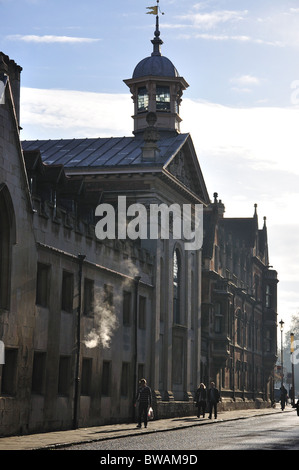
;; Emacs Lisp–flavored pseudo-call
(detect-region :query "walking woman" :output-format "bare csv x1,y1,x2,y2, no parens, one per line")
195,383,207,418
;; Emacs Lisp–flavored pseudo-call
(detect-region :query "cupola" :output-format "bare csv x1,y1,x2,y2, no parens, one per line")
124,5,189,136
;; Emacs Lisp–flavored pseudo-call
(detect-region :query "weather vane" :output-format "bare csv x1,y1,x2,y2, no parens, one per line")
146,0,164,16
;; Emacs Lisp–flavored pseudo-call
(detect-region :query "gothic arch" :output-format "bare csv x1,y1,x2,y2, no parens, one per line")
0,183,16,309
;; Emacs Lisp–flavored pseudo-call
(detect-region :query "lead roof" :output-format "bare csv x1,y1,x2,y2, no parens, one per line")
22,133,189,170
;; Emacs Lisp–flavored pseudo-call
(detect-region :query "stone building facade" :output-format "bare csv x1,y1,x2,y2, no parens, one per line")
201,194,278,408
0,15,278,436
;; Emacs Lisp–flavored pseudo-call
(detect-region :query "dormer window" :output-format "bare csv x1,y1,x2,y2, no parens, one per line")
137,86,148,113
156,85,170,112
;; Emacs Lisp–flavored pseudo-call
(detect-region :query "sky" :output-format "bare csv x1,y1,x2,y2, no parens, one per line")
1,0,299,336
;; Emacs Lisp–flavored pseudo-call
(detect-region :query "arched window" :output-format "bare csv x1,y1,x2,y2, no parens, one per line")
214,302,222,334
173,249,181,324
236,310,242,345
0,184,16,310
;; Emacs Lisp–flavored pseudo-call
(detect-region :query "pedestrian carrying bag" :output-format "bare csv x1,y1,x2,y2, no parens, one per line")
147,406,154,420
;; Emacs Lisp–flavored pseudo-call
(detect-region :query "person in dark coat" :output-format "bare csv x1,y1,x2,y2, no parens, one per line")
280,385,288,411
207,381,220,419
135,378,152,428
195,383,207,418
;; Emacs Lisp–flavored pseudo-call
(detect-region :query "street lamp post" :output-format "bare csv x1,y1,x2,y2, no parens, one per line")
279,320,284,390
73,253,86,430
132,276,141,422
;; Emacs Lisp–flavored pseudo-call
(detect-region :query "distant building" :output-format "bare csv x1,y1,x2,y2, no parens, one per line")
0,14,278,437
201,194,278,405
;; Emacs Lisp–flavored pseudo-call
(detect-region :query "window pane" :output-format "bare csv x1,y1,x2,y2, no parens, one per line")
0,192,11,309
156,86,170,112
137,87,149,112
36,263,50,307
1,349,17,395
61,271,74,313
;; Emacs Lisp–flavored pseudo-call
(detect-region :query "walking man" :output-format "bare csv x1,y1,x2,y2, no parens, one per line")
135,378,152,428
207,381,220,419
280,385,288,411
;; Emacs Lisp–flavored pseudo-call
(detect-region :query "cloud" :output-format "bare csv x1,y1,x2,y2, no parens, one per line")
164,6,286,47
20,87,299,178
19,87,299,331
230,74,263,93
177,32,284,46
7,34,101,44
230,75,261,87
181,9,248,30
21,87,132,139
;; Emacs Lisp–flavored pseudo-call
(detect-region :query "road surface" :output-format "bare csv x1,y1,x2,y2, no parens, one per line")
62,409,299,451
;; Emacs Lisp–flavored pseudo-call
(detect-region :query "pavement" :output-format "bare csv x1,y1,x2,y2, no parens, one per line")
0,405,295,451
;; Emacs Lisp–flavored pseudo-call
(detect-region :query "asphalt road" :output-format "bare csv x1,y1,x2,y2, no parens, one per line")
62,410,299,451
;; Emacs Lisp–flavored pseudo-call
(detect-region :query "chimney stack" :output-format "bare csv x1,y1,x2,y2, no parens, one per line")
0,52,22,128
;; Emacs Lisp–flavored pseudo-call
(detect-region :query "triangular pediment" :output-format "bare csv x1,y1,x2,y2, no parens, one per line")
164,135,210,205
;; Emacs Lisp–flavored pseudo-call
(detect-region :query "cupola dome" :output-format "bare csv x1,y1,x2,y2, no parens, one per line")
124,5,189,136
133,55,179,79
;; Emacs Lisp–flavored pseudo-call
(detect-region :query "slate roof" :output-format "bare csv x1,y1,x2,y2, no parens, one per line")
22,134,189,170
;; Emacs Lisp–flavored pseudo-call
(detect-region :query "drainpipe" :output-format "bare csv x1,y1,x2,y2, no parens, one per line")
132,276,141,422
232,292,236,401
73,253,86,430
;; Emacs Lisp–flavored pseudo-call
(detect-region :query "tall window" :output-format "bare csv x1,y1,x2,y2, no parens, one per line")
156,86,170,112
265,285,272,308
173,249,181,324
214,302,223,334
61,271,74,313
137,87,149,113
1,348,17,395
237,312,242,345
0,185,14,310
36,263,50,307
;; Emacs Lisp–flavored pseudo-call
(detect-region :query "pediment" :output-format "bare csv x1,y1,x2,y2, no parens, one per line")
165,137,210,204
